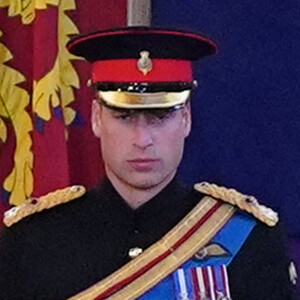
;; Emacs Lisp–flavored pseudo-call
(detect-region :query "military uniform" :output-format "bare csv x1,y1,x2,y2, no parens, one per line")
0,177,297,299
0,27,298,300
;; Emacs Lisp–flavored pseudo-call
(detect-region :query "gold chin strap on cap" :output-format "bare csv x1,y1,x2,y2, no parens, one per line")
97,90,191,109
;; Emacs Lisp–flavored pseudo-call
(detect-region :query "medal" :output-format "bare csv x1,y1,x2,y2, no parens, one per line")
173,265,232,300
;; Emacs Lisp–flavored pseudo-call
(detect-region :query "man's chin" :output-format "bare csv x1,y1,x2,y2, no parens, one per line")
106,165,176,192
125,173,174,190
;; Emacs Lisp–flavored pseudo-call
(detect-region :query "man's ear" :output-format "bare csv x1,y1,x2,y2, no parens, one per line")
91,100,102,138
182,102,192,138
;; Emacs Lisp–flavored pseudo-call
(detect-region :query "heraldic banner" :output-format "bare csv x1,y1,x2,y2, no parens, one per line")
0,0,127,227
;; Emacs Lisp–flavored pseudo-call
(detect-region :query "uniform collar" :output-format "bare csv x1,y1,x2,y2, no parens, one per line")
97,176,200,238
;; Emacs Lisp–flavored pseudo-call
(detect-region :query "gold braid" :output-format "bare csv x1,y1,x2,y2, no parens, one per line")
3,185,86,227
194,182,278,227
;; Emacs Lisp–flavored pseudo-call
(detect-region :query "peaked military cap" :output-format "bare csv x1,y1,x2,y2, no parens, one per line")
67,26,217,110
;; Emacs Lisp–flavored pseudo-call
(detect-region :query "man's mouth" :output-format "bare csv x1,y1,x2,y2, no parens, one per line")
127,158,159,171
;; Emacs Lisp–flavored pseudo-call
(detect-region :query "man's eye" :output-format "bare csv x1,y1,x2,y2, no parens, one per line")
152,111,174,122
114,114,131,120
156,113,170,120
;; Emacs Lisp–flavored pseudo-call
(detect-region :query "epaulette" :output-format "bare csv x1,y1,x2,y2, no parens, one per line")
194,182,278,227
3,185,86,227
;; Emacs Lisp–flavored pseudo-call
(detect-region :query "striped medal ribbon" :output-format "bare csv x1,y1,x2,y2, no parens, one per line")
173,265,231,300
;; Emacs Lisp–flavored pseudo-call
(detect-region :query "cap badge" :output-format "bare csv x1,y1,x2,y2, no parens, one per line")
137,51,153,75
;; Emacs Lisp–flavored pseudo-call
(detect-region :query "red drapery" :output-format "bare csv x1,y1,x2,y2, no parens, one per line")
0,0,127,225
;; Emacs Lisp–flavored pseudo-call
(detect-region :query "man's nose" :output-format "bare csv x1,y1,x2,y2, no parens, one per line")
132,117,154,150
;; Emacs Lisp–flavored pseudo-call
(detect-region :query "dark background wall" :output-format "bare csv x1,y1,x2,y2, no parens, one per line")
152,1,300,238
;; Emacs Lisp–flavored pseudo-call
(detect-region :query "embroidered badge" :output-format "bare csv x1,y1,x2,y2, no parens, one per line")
137,50,153,75
193,243,230,261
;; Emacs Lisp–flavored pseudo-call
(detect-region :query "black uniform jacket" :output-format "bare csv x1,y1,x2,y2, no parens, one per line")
0,178,297,300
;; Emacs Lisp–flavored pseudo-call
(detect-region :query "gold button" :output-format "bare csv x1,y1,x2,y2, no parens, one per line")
128,247,143,259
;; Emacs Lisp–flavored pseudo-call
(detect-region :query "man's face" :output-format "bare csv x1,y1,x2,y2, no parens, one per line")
91,101,191,190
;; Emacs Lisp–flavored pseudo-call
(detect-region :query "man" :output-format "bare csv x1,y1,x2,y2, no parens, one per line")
0,27,297,300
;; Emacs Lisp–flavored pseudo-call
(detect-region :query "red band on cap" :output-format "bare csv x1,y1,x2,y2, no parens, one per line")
92,59,193,82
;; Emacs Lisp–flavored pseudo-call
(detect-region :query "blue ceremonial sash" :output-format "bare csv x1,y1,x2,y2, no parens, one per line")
138,211,256,300
68,197,253,300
